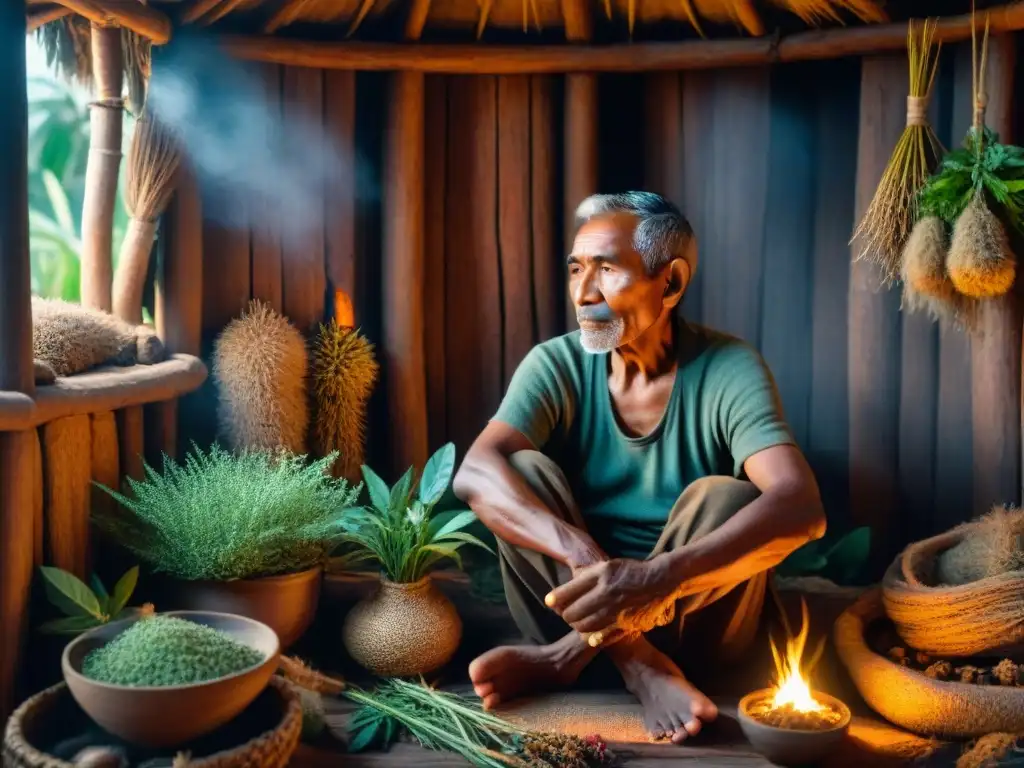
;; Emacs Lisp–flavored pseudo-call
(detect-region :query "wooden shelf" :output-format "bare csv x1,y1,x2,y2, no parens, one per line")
0,354,207,431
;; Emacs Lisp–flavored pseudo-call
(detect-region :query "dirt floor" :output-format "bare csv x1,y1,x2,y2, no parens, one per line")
285,572,954,767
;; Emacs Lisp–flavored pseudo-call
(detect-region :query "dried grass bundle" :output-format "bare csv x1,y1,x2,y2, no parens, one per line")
611,0,883,36
850,18,943,284
112,115,182,324
213,300,310,455
936,505,1024,586
35,20,151,115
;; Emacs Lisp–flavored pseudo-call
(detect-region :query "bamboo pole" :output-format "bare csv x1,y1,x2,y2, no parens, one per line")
218,2,1024,73
0,0,32,724
79,24,124,313
28,4,72,31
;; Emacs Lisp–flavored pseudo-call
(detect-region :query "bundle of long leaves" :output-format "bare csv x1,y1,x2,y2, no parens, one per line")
332,442,493,583
346,678,613,768
93,443,362,581
918,126,1024,230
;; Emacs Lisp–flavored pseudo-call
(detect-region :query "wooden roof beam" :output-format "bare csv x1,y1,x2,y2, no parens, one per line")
51,0,172,43
28,3,72,30
218,1,1024,73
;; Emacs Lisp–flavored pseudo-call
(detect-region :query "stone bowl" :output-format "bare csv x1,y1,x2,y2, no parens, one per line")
737,688,851,766
62,611,280,749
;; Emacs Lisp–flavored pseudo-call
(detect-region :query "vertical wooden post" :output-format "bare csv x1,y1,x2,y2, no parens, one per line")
383,71,428,475
0,0,34,722
80,25,124,312
969,35,1022,512
154,164,204,463
562,0,598,333
848,55,905,569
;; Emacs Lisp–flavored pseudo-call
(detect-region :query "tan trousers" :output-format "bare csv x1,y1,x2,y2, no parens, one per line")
497,450,768,662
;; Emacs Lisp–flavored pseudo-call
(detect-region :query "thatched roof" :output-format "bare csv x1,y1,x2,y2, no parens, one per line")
31,0,998,45
25,0,1020,82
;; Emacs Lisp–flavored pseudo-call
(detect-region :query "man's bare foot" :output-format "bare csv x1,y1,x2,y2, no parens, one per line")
610,640,718,745
469,631,598,710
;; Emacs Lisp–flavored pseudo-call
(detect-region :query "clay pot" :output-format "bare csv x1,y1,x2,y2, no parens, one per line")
62,611,279,748
341,576,462,677
166,566,322,649
737,688,851,766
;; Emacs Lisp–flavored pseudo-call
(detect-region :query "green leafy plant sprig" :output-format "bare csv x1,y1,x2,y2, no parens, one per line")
333,442,493,583
345,678,612,768
918,126,1024,230
38,565,142,635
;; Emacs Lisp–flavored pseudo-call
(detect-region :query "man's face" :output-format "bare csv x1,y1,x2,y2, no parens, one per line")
568,213,670,353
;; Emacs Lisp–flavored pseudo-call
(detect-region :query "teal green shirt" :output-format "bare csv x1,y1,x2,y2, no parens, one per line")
493,321,795,559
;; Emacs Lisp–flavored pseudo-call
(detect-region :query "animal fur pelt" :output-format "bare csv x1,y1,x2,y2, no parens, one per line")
32,296,165,384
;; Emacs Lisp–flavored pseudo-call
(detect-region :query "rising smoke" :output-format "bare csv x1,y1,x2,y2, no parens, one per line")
147,31,365,247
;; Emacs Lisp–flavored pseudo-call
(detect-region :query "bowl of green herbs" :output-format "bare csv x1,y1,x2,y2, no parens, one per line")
62,610,280,748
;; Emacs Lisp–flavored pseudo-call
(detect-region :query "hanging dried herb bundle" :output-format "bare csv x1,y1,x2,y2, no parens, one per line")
346,678,614,768
900,215,976,328
850,18,943,284
112,114,182,324
916,15,1022,300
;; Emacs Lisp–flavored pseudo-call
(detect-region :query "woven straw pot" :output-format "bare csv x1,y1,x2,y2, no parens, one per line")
834,589,1024,738
2,676,302,768
341,576,462,677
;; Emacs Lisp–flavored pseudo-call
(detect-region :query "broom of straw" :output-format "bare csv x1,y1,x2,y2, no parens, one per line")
112,115,181,325
850,18,943,285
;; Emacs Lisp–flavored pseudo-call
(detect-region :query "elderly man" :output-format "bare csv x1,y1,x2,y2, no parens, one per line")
452,192,825,745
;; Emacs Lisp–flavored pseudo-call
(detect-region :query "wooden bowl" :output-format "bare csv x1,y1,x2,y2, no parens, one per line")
62,611,280,749
737,688,851,766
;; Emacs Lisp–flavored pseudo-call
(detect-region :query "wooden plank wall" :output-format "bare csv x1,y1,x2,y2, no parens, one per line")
176,40,1022,569
642,43,1021,568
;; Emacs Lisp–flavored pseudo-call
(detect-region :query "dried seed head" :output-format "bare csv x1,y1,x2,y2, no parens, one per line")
948,190,1016,299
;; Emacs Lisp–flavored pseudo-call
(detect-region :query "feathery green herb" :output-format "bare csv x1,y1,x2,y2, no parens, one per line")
345,678,613,768
93,443,362,581
332,443,492,583
82,614,264,686
918,126,1024,230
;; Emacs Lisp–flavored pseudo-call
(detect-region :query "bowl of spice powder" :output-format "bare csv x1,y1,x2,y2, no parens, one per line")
62,610,280,748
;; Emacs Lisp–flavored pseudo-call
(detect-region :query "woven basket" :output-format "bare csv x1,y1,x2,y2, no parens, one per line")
3,676,302,768
881,525,1024,658
834,589,1024,738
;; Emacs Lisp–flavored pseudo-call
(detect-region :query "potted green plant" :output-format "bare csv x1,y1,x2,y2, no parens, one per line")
92,443,362,648
336,442,492,677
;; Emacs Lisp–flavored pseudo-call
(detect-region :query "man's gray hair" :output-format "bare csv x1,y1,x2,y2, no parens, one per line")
574,191,697,276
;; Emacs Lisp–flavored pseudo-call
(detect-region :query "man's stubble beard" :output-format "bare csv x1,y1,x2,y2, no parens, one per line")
578,317,626,353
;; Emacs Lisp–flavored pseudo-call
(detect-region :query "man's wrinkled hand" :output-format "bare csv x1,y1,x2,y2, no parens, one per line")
544,556,674,635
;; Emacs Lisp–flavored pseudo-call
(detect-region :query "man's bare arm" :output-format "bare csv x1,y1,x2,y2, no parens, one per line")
659,443,826,596
453,421,607,570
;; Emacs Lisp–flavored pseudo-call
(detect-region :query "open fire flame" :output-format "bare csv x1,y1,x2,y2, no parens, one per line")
767,598,826,713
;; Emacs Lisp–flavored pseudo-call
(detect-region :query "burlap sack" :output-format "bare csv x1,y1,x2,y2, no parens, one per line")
881,525,1024,657
834,589,1024,738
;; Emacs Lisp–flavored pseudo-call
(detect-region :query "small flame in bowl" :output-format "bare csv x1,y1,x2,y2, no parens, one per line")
768,598,826,713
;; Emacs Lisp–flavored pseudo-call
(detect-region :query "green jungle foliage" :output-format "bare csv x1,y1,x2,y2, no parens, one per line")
27,58,131,303
93,444,362,581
